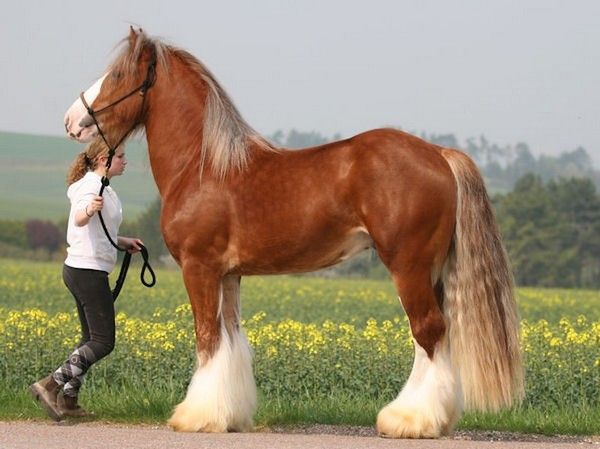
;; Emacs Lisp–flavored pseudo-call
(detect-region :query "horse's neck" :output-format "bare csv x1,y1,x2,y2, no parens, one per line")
144,80,207,196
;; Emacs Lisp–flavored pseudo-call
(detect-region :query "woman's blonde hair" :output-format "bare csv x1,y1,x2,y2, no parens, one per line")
66,138,110,185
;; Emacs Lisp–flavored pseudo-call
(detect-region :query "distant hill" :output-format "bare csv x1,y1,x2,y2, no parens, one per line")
0,131,157,220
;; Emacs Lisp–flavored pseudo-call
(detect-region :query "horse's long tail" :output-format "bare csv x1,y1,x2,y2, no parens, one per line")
440,148,524,411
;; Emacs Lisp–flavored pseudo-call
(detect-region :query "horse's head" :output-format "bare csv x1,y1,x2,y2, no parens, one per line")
64,27,157,145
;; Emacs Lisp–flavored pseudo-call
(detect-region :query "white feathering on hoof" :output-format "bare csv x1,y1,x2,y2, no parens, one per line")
376,337,462,438
168,327,256,432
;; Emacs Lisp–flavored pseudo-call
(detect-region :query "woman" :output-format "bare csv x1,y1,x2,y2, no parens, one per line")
30,138,143,420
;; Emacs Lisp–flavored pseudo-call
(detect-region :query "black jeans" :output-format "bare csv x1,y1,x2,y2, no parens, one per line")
56,265,115,396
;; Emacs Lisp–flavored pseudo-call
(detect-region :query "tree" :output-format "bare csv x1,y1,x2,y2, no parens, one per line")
0,220,28,248
547,178,600,287
119,197,171,264
25,220,62,252
495,175,600,287
423,133,459,149
506,144,536,185
269,129,332,149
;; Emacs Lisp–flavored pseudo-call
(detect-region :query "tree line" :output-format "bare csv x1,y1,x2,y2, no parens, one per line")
494,175,600,288
1,130,599,288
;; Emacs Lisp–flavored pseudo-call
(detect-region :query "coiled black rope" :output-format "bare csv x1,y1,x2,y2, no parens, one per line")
98,177,156,301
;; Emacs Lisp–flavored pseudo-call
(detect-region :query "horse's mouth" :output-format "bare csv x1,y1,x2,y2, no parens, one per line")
66,125,97,143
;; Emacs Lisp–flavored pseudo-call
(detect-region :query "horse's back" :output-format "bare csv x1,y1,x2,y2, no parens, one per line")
278,128,455,189
348,128,453,176
250,127,458,234
293,128,457,221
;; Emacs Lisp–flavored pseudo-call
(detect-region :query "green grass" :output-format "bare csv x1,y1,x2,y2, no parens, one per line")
460,407,600,436
4,388,598,435
0,131,157,220
0,258,598,435
259,401,600,435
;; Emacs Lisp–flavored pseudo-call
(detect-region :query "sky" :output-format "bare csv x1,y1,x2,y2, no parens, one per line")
2,0,599,165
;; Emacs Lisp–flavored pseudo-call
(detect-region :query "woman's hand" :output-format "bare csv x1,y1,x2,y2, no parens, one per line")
75,196,104,226
86,196,104,215
118,237,144,254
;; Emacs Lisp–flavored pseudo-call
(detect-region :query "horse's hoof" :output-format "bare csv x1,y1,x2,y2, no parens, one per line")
376,405,442,439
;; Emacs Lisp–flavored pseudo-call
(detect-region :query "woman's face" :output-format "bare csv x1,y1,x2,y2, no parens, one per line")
101,147,127,178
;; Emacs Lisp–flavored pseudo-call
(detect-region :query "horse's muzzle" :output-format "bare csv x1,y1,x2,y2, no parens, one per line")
79,113,95,129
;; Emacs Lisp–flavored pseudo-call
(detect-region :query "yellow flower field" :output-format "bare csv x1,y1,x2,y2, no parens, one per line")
1,304,598,409
0,258,598,419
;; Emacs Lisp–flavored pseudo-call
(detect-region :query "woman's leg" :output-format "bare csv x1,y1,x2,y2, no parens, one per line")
31,265,115,419
72,289,91,348
56,265,115,397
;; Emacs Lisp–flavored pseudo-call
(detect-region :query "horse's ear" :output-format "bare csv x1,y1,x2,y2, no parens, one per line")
128,26,139,47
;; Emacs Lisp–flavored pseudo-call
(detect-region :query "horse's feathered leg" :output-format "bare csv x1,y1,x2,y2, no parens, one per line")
376,255,463,439
168,266,255,432
220,274,257,431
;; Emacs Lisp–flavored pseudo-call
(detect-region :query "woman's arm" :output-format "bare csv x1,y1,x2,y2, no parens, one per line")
74,196,104,227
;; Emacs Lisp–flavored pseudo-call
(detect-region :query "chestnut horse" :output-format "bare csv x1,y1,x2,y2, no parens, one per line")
64,28,523,438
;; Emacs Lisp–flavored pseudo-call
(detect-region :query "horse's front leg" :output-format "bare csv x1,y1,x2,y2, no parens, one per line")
167,264,256,432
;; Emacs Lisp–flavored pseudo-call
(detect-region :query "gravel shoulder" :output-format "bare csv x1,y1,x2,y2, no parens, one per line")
1,421,598,449
266,423,599,443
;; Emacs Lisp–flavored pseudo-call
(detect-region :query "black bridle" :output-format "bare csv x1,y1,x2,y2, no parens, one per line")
80,53,158,300
79,53,157,168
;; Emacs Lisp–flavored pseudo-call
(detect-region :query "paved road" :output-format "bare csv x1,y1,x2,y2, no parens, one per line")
0,422,597,449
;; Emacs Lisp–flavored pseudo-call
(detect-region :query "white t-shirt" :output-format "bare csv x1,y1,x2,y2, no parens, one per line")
65,171,123,273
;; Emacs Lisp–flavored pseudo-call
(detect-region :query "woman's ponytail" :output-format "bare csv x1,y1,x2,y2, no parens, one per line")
66,152,91,185
65,138,109,185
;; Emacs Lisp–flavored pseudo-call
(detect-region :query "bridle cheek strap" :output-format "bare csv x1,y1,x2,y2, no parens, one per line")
80,53,157,170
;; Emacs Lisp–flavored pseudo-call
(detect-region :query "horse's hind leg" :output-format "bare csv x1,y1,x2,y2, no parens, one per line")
168,265,256,432
376,255,462,438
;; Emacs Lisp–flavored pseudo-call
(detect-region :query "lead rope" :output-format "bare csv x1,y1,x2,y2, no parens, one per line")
97,170,156,301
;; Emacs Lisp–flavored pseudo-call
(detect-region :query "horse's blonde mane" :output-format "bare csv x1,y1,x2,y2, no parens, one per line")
111,32,275,179
175,49,276,179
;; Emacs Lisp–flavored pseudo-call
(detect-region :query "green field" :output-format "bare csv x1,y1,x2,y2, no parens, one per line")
0,131,157,220
0,258,598,434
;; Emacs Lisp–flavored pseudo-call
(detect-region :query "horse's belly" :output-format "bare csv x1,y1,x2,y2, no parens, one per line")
235,227,374,275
